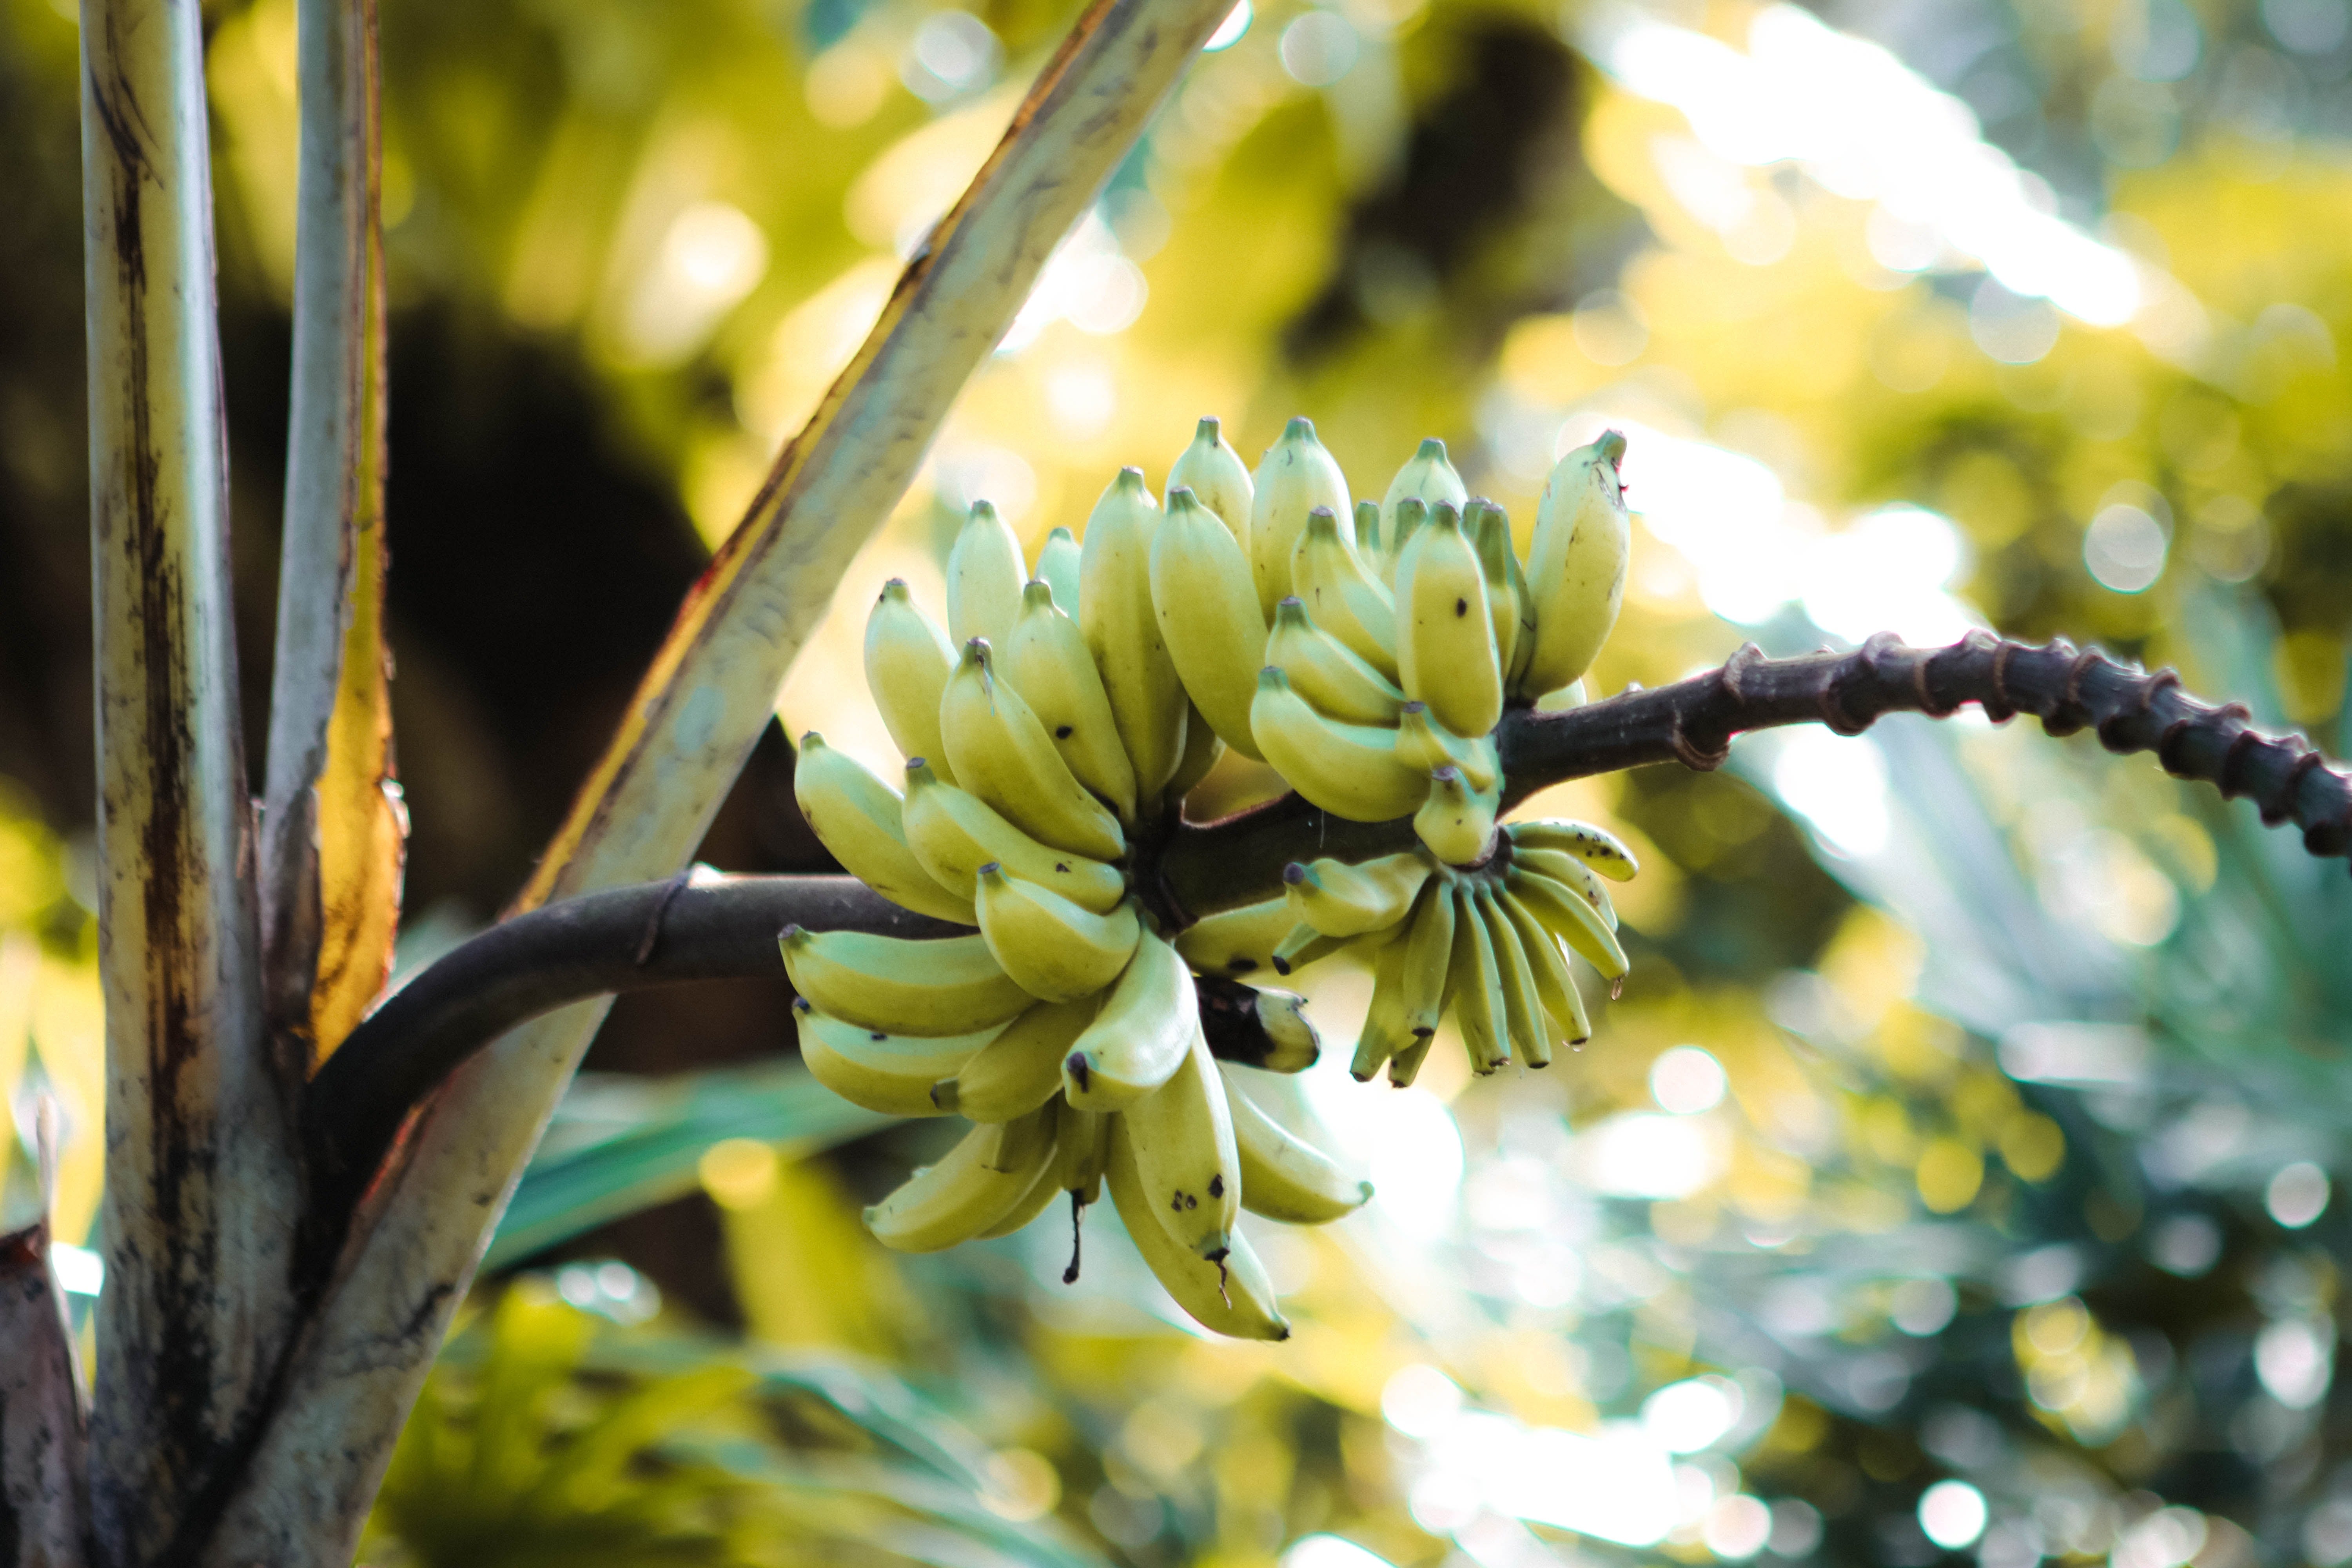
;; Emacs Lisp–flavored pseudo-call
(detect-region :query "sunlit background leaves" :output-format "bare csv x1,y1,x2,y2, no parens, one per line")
7,0,2352,1563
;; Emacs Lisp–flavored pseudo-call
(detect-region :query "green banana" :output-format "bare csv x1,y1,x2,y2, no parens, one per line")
1447,885,1510,1073
932,995,1098,1122
1003,578,1138,820
1165,701,1224,804
1520,430,1631,699
1383,497,1429,585
973,866,1140,1002
900,759,1125,914
1250,989,1322,1072
1506,863,1629,980
1248,416,1352,621
1350,934,1412,1082
1415,766,1499,866
863,579,958,785
1352,498,1383,560
1394,501,1503,738
1151,488,1269,758
1497,890,1591,1048
1512,844,1619,931
1387,1035,1436,1088
1399,875,1456,1040
1283,849,1430,937
1394,702,1499,794
1063,926,1196,1112
980,1134,1072,1240
1172,894,1292,977
1250,667,1428,821
1266,596,1405,726
1506,817,1640,881
1166,416,1254,543
1056,1099,1111,1207
1270,923,1348,976
1078,468,1187,797
778,926,1031,1036
1289,505,1399,681
791,733,973,924
1221,1066,1371,1223
1122,1027,1240,1259
792,998,1001,1116
1380,437,1467,562
1463,500,1528,682
1106,1118,1289,1340
1477,886,1551,1069
864,1104,1059,1252
939,640,1125,861
946,499,1028,649
1035,525,1082,615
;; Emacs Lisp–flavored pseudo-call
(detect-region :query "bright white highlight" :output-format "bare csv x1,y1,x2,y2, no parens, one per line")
1381,1365,1465,1438
1280,1536,1395,1568
1641,1376,1743,1452
1586,4,2148,329
1574,1111,1725,1198
1770,728,1890,857
2256,1318,2336,1408
1001,213,1147,353
1704,1495,1774,1559
1304,1077,1466,1240
49,1241,103,1296
621,201,770,362
1917,1481,1988,1549
1650,1046,1726,1114
1203,0,1252,51
2266,1161,2329,1228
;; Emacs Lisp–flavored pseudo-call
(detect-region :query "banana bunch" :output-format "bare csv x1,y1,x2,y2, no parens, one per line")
788,417,1641,1337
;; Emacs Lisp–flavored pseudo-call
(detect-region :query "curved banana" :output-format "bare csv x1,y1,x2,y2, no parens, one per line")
1506,817,1640,881
1398,875,1456,1041
946,499,1028,650
1520,431,1631,699
1003,579,1138,820
1063,926,1196,1112
1506,863,1629,980
1383,497,1429,585
1270,922,1347,976
792,998,1000,1116
779,926,1031,1036
1248,416,1352,621
1496,890,1591,1048
1250,667,1429,822
792,733,973,924
1476,886,1551,1069
1415,766,1499,866
1151,488,1269,758
864,1105,1059,1252
1267,597,1405,726
1165,701,1224,804
863,580,958,785
1512,844,1619,931
1167,416,1255,544
1394,702,1499,795
1122,1027,1240,1259
1221,1066,1372,1223
1289,505,1399,681
1078,468,1187,797
1172,894,1292,978
1106,1118,1289,1340
900,760,1125,914
1056,1099,1112,1208
973,867,1140,1003
1379,437,1467,565
940,640,1125,861
933,995,1098,1122
1447,886,1509,1073
1394,501,1503,739
1250,989,1322,1072
1463,500,1526,681
980,1138,1071,1240
1283,849,1430,937
1351,934,1412,1081
1035,525,1082,615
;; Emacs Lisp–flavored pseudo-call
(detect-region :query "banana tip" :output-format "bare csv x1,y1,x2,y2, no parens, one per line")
1597,428,1628,465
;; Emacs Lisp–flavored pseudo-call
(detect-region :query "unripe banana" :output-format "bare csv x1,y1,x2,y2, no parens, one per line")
1387,1035,1435,1088
1351,936,1412,1081
1381,437,1467,560
792,998,1000,1115
1079,468,1187,797
1415,766,1499,866
980,1135,1073,1240
946,499,1028,649
1394,702,1499,795
1476,886,1550,1069
1394,502,1503,738
1399,875,1456,1041
973,867,1141,1003
1520,431,1630,699
792,733,974,925
1447,886,1510,1074
900,760,1125,914
1063,926,1196,1112
1106,1118,1289,1340
1382,497,1428,586
1267,597,1405,726
1250,989,1321,1072
1270,922,1347,977
1250,667,1428,822
1512,845,1619,931
1122,1027,1240,1259
1248,417,1351,621
1035,525,1082,615
1506,817,1640,881
1283,849,1430,937
1056,1099,1112,1209
1173,894,1292,978
1290,506,1399,681
1151,488,1269,759
1352,499,1383,563
932,995,1098,1122
1505,863,1629,980
1167,416,1255,544
1220,1065,1371,1223
864,1104,1059,1252
778,926,1031,1036
1463,500,1527,682
940,640,1125,861
863,580,958,785
1165,702,1224,804
1003,579,1139,821
1497,890,1591,1047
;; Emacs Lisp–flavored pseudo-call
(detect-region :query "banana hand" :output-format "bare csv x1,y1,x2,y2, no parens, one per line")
1414,766,1500,866
940,640,1125,861
792,733,973,925
779,925,1030,1036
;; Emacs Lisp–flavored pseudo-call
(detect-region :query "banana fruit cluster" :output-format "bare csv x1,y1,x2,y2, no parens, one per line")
786,416,1639,1338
